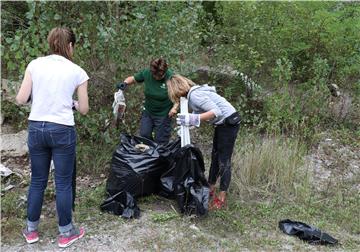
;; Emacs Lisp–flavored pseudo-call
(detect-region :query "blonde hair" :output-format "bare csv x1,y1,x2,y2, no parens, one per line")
47,27,76,61
166,74,195,104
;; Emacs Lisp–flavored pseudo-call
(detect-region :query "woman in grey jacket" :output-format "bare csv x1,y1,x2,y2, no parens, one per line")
167,74,240,209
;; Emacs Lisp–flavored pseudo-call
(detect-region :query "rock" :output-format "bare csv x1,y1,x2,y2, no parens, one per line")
328,83,340,97
195,65,262,93
1,78,21,103
330,92,353,121
0,130,28,156
0,164,13,177
189,224,200,232
3,184,15,191
307,131,360,192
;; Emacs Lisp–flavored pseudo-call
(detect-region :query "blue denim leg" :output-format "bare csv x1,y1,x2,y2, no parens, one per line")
139,110,154,141
139,110,172,145
27,124,52,229
26,121,76,234
49,124,76,232
153,115,172,145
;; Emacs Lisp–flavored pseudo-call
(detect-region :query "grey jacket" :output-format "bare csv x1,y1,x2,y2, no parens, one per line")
187,85,236,125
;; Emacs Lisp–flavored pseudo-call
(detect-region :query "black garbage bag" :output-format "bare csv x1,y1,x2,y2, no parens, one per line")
279,219,338,245
106,134,181,197
100,191,140,219
161,144,209,216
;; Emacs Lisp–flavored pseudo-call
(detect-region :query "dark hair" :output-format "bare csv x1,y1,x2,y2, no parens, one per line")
47,27,76,61
150,58,168,79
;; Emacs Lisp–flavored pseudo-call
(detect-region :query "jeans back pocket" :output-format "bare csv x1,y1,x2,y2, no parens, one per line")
50,128,76,147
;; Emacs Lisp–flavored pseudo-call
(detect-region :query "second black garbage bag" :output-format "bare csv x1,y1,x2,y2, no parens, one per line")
161,144,210,216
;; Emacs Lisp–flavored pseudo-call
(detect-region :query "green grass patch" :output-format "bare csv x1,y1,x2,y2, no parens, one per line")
200,192,359,250
151,211,179,223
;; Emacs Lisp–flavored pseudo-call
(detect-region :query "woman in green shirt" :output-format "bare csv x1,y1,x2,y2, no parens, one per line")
122,58,178,145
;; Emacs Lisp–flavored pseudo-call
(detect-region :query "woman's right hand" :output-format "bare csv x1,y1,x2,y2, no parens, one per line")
168,107,177,118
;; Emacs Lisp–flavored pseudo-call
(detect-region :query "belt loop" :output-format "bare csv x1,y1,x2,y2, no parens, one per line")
42,122,45,127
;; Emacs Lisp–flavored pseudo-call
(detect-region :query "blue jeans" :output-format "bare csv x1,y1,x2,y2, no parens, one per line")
26,121,76,233
139,110,172,145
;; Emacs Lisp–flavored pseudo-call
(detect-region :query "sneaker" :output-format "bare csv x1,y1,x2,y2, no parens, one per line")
58,227,85,248
22,229,39,244
209,196,226,210
209,188,215,198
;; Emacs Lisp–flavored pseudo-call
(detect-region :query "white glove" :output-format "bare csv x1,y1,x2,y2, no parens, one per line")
176,113,200,127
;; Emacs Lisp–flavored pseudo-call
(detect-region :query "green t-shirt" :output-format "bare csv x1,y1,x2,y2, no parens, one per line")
134,68,174,117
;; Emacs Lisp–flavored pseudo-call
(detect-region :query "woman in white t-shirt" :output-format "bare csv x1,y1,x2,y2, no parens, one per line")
16,27,89,248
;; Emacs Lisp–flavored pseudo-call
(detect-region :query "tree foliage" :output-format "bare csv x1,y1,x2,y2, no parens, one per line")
212,2,360,87
1,1,359,147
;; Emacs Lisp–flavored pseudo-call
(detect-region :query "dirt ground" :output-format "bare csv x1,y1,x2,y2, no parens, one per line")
1,126,359,251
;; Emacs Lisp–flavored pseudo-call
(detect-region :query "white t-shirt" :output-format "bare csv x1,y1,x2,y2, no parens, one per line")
27,54,89,126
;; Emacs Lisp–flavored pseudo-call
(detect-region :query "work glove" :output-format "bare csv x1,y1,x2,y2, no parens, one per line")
115,82,128,91
176,113,200,127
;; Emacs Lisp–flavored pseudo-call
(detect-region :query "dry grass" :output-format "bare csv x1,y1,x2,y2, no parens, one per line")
231,134,310,200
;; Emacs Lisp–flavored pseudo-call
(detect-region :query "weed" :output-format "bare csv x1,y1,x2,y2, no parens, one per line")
1,190,26,219
1,100,29,130
151,211,179,223
138,194,161,204
231,134,310,201
76,139,116,175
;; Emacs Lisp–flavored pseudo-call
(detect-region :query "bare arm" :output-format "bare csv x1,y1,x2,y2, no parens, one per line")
76,81,89,115
124,76,136,85
168,102,179,118
16,70,32,105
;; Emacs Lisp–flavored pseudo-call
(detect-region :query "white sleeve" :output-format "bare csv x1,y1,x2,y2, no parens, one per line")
76,67,89,87
26,60,36,75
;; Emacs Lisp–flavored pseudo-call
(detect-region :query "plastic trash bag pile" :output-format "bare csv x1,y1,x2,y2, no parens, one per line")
100,134,209,218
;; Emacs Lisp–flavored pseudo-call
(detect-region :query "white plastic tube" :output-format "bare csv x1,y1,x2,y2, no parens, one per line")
180,97,191,147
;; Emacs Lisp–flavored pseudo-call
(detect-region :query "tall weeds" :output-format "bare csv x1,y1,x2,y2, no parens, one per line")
231,134,310,201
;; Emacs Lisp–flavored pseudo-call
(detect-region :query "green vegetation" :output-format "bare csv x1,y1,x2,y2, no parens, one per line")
231,133,309,200
151,211,179,223
1,1,359,250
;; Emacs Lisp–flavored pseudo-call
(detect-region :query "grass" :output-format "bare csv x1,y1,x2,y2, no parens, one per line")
2,181,359,250
76,139,116,176
151,211,179,223
1,132,359,250
1,188,27,243
231,133,310,201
